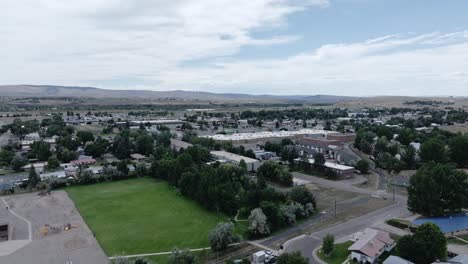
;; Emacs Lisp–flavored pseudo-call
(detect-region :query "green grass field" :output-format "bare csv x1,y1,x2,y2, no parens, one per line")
66,178,231,256
317,241,353,264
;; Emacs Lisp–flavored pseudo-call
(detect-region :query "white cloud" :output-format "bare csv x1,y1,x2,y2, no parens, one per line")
152,32,468,96
1,1,468,96
1,0,325,82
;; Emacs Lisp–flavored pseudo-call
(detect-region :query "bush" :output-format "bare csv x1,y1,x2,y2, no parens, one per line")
322,234,335,256
386,219,417,232
356,160,369,174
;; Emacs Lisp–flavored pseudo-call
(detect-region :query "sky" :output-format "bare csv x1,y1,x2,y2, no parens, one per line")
2,0,468,96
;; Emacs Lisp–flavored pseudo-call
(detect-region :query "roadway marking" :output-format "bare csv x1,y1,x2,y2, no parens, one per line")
1,198,32,241
109,243,243,259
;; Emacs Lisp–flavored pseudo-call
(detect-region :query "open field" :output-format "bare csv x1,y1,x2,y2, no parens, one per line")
440,124,468,134
317,241,353,264
66,178,232,256
306,183,363,210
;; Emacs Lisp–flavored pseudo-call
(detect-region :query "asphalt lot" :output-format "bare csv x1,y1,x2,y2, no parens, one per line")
0,191,108,264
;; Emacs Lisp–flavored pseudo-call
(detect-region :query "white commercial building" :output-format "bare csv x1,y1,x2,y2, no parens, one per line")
202,129,338,142
210,151,260,171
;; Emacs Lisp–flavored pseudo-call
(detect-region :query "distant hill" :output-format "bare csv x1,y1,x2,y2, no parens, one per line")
0,85,352,104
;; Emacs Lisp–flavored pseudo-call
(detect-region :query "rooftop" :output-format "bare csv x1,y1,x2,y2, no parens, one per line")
296,158,354,171
210,151,258,163
202,129,337,141
349,228,394,258
412,213,468,233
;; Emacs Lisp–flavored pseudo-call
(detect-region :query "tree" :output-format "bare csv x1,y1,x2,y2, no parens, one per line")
256,161,293,186
112,132,131,159
400,145,416,169
30,141,52,161
322,234,335,256
208,222,238,252
135,134,154,156
117,160,129,176
374,136,389,156
168,248,196,264
289,186,316,209
398,223,447,264
79,170,95,184
28,165,40,189
0,148,14,166
10,155,27,172
47,156,60,170
396,235,414,262
56,148,78,163
248,208,270,237
448,134,468,167
276,252,308,264
407,162,468,216
419,138,447,164
377,152,403,175
259,201,281,229
355,160,369,174
84,137,110,158
354,130,376,154
313,152,326,167
76,131,95,144
238,159,247,171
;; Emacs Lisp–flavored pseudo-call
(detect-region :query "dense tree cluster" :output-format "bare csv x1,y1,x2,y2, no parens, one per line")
397,223,447,264
407,163,468,216
256,161,293,186
0,118,40,138
148,141,316,236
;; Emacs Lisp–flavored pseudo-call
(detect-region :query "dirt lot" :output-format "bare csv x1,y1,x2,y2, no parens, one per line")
353,172,379,191
302,197,393,234
440,124,468,134
0,191,108,264
306,183,363,210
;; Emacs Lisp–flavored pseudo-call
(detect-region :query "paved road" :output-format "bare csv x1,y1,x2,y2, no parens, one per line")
259,196,372,247
261,173,409,264
283,201,408,264
345,143,387,190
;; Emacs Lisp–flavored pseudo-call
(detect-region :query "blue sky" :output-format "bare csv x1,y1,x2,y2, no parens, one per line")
237,0,468,59
2,0,468,96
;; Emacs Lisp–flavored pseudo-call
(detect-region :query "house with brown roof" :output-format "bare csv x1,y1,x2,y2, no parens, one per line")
349,228,396,264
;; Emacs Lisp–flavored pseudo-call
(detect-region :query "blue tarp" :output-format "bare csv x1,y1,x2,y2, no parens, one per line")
412,213,468,233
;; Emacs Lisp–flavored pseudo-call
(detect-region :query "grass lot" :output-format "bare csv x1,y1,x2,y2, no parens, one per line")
317,241,353,264
67,178,233,256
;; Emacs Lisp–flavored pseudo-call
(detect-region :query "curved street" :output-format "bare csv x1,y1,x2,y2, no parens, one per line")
259,172,409,264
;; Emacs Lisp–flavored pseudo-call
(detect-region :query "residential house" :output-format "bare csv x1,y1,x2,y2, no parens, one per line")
40,171,67,181
70,155,96,166
21,162,47,174
130,153,147,162
349,228,396,263
383,256,414,264
24,132,40,141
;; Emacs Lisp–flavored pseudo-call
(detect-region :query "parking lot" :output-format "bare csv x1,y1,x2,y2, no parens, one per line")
0,191,108,264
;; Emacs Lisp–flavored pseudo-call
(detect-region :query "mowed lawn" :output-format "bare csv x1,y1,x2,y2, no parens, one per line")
66,178,227,256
